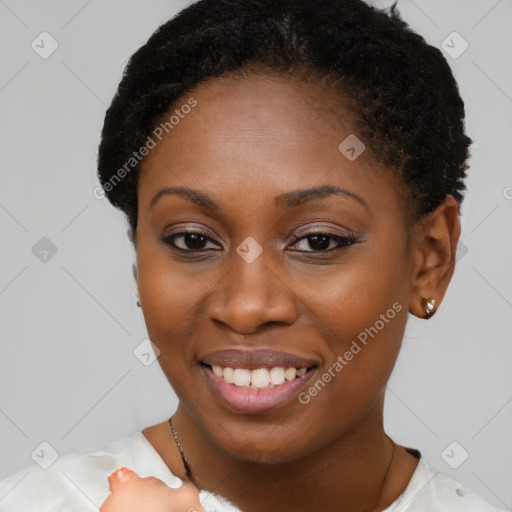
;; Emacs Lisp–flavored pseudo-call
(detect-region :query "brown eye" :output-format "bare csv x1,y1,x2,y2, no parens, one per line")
290,233,358,252
162,232,221,251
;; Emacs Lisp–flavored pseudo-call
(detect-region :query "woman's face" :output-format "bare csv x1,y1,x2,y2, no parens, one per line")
136,73,415,463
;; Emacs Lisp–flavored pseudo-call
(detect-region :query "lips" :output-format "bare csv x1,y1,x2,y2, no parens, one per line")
201,348,318,370
200,349,319,413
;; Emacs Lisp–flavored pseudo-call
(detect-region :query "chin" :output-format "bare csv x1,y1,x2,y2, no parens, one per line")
203,417,320,466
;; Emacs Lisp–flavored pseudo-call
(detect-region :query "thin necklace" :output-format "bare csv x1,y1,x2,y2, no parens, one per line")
169,416,396,512
169,416,193,481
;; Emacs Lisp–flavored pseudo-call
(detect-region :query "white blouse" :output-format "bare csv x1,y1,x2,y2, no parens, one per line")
0,432,504,511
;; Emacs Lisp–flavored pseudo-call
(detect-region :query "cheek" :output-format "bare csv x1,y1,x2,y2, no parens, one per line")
135,241,227,369
292,254,409,426
297,246,408,347
136,243,196,348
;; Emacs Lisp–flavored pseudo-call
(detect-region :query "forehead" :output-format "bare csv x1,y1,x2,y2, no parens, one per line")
138,72,406,218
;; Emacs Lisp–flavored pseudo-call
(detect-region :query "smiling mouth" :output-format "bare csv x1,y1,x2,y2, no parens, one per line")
200,362,315,389
199,348,320,413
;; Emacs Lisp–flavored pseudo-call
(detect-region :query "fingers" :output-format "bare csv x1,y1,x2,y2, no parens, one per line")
107,467,135,490
101,469,137,512
101,467,205,512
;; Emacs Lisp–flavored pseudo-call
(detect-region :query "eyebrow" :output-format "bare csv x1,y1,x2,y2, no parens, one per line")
275,184,367,210
150,186,220,211
149,184,367,211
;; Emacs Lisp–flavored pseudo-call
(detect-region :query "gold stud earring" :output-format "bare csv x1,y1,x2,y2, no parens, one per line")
422,297,436,319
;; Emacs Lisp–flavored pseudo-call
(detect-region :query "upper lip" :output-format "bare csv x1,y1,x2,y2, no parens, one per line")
200,349,319,370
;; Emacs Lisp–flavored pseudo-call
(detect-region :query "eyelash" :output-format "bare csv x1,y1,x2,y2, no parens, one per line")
161,229,360,254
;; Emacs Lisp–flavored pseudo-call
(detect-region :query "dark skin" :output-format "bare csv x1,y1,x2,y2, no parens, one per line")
130,72,460,512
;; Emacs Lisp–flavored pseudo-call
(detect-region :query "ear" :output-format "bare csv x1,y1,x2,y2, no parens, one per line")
408,195,461,319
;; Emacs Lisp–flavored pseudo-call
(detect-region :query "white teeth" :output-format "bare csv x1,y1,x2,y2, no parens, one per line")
285,367,297,381
212,365,309,388
223,367,235,384
269,367,285,386
251,368,270,388
233,368,251,387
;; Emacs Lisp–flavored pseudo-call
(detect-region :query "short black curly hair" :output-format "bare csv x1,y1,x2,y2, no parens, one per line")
98,0,471,232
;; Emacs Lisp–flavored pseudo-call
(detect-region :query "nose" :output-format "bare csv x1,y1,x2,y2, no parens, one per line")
207,250,298,336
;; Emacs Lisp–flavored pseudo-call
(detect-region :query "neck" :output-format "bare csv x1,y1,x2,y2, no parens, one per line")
173,403,396,512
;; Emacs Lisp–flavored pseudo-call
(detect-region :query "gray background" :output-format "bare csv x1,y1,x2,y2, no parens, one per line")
0,0,511,509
